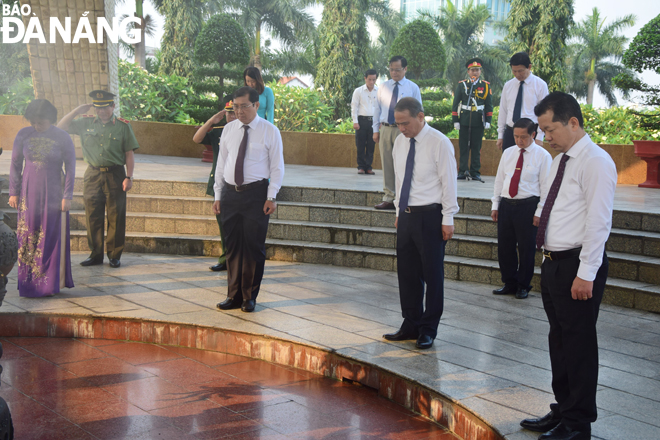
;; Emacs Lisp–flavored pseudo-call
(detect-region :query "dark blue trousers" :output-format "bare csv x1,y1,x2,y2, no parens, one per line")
497,197,539,290
355,117,375,171
541,252,608,432
396,206,446,339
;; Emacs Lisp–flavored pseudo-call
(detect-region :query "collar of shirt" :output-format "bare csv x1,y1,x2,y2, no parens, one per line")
362,84,377,93
412,122,431,144
387,77,407,87
517,139,537,153
563,133,590,159
243,114,262,131
94,115,116,125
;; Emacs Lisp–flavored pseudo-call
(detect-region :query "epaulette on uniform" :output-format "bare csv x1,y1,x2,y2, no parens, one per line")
483,81,490,84
82,114,95,118
117,117,131,124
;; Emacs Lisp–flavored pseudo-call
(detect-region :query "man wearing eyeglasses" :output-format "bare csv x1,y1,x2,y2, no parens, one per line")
212,86,285,313
373,56,422,210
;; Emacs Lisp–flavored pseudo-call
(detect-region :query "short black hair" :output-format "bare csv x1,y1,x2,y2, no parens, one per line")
234,86,260,104
243,66,265,94
534,92,584,128
513,117,538,137
394,97,424,117
509,52,531,67
24,99,57,124
389,56,407,68
365,69,377,78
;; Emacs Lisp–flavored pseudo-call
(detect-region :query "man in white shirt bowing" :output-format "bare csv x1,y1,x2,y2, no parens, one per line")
497,52,549,152
382,97,459,350
491,118,551,299
213,86,285,313
519,92,616,440
351,69,378,175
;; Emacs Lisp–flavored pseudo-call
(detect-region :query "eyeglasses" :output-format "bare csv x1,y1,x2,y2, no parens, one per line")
234,103,255,111
389,68,405,73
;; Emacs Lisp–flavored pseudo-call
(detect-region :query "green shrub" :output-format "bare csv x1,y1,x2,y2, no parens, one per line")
582,105,660,144
272,82,337,133
118,60,197,124
0,77,35,116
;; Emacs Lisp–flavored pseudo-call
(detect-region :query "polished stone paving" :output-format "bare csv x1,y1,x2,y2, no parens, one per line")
0,337,456,439
1,253,659,440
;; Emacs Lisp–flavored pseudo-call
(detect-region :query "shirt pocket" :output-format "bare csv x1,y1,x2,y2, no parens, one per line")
247,142,266,161
110,134,122,151
524,164,539,177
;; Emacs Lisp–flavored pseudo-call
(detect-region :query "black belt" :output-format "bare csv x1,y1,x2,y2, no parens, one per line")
224,178,268,193
501,196,540,206
404,203,441,213
381,122,398,127
89,165,122,172
358,116,373,120
543,247,581,261
505,125,514,131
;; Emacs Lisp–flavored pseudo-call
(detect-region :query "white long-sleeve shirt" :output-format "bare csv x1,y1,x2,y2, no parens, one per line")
351,84,378,123
491,141,552,210
497,73,549,142
214,115,285,201
392,123,459,223
538,134,617,281
373,77,422,133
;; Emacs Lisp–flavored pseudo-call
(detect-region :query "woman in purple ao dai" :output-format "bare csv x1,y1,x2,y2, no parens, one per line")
9,99,75,297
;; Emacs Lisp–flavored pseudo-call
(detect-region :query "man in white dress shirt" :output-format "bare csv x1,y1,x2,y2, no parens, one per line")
213,86,285,313
382,97,459,350
491,117,551,299
351,69,378,175
372,56,422,209
497,52,549,152
519,92,616,440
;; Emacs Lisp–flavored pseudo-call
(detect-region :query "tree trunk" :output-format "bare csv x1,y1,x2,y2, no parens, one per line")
586,80,595,106
252,20,262,70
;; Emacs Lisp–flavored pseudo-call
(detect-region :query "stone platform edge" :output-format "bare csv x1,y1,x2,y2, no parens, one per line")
0,312,504,440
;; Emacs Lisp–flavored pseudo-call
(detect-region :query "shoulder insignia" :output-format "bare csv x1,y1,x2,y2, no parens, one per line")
459,80,466,83
117,117,131,124
82,114,95,118
483,81,490,84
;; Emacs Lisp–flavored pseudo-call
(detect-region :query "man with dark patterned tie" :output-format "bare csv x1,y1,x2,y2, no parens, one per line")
497,52,549,152
491,117,551,299
382,98,458,350
519,92,616,440
212,86,285,313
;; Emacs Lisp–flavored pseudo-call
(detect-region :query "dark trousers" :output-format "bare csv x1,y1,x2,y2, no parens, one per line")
215,214,227,265
83,166,127,260
396,206,446,339
541,252,608,431
458,124,484,176
502,126,515,152
220,181,270,301
497,197,539,290
355,117,375,170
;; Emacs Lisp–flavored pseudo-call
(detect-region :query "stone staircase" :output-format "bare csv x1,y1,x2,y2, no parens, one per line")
2,177,659,312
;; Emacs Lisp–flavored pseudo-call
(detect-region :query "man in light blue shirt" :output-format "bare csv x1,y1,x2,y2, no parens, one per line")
373,56,422,209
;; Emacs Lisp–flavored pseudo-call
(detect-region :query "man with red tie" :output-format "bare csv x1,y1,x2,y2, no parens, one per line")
212,86,285,313
519,92,616,440
491,118,551,299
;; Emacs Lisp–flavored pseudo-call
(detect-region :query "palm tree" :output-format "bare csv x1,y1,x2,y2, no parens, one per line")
221,0,316,70
568,7,636,106
118,12,158,67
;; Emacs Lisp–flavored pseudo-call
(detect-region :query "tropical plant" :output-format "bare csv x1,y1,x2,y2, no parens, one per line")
0,77,35,116
118,60,196,123
506,0,574,91
271,82,337,133
0,2,31,95
188,14,250,122
117,10,159,67
582,105,660,144
389,19,445,80
567,8,635,106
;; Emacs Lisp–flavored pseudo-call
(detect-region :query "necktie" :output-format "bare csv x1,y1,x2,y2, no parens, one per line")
387,82,400,124
398,137,416,213
508,148,525,198
513,81,524,123
536,154,570,249
234,125,249,186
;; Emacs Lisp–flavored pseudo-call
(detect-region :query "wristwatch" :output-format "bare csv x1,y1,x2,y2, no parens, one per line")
126,176,133,180
267,197,276,202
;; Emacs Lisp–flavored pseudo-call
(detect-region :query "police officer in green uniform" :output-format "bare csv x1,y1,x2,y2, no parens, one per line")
192,100,237,272
452,58,493,181
58,90,139,268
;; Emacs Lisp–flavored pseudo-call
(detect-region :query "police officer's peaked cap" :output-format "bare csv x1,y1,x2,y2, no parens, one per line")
465,58,483,69
225,100,234,112
89,90,116,107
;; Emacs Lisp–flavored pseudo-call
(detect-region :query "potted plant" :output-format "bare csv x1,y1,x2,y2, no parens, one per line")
614,13,660,188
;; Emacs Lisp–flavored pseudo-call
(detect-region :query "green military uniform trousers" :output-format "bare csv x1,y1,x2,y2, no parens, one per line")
83,165,127,260
459,124,485,176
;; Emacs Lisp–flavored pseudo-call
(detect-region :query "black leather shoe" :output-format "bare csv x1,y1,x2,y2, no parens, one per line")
241,299,256,312
538,423,590,440
210,263,227,272
80,257,103,267
217,297,241,310
109,259,121,268
457,174,467,180
383,328,418,341
516,287,529,299
415,335,434,349
493,285,516,295
520,410,561,433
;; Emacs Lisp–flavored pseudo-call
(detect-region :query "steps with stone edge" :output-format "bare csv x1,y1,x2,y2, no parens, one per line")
1,177,659,312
